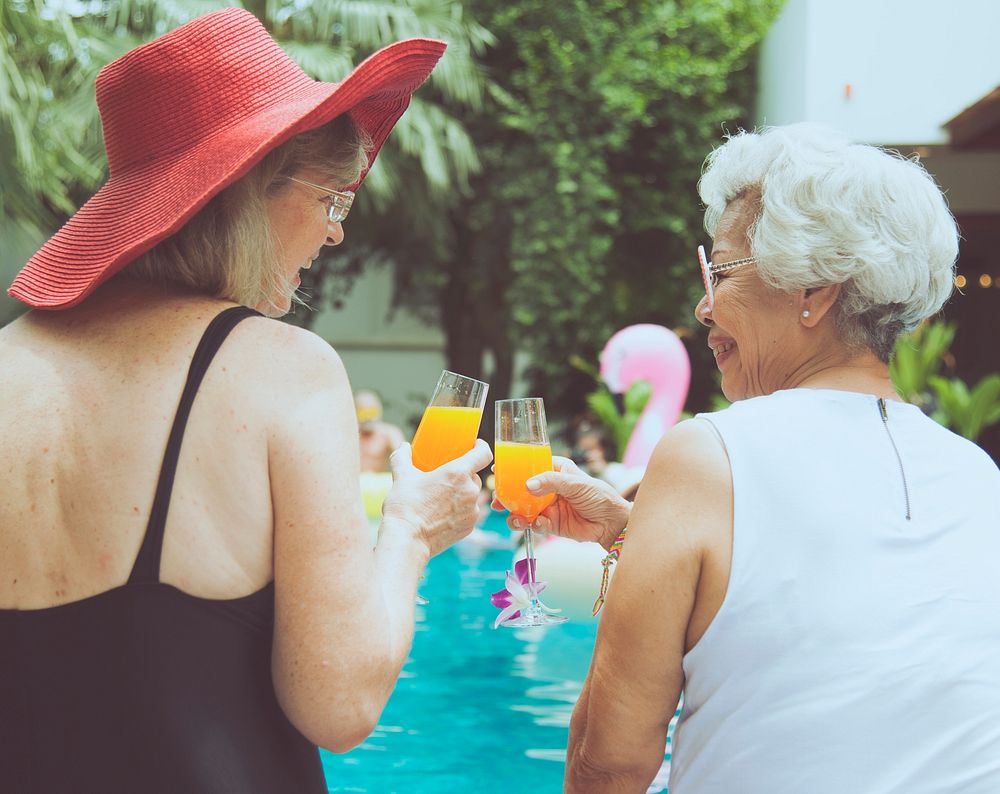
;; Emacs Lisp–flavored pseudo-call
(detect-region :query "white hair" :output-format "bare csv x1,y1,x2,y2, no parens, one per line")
698,123,958,360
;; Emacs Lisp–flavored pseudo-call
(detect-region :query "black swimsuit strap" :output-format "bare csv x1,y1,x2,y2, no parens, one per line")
129,306,262,584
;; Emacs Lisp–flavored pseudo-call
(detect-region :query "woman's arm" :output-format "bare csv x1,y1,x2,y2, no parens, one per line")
264,324,490,751
564,419,732,791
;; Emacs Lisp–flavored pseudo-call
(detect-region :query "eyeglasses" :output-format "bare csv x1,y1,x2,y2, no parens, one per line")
288,176,355,224
697,244,757,311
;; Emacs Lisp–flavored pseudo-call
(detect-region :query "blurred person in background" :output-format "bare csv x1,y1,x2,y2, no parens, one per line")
0,10,490,792
356,389,405,473
569,418,639,495
506,124,1000,793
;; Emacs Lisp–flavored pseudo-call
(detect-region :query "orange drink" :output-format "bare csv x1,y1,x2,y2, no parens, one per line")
408,371,487,605
411,405,484,471
494,441,555,520
493,397,568,627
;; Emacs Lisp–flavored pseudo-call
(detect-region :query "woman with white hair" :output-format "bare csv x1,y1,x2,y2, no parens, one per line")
507,124,1000,792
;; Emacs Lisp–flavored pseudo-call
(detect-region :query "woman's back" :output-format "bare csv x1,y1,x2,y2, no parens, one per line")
0,13,484,788
672,388,1000,793
0,283,274,608
0,286,327,792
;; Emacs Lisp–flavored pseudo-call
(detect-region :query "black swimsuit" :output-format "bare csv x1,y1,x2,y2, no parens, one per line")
0,307,327,793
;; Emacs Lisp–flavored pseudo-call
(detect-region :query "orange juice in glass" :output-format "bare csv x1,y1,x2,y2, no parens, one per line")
494,442,555,520
411,371,488,472
408,371,487,605
494,398,568,627
412,405,484,471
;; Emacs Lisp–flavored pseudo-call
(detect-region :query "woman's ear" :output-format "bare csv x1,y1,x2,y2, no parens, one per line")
799,283,842,327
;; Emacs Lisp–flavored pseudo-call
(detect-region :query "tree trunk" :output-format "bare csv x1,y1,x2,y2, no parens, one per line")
440,218,487,380
243,0,268,27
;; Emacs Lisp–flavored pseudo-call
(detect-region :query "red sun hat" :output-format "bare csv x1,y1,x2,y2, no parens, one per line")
8,8,446,310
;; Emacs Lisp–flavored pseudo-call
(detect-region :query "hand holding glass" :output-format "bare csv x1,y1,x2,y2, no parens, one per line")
410,371,488,604
411,371,488,472
494,398,568,627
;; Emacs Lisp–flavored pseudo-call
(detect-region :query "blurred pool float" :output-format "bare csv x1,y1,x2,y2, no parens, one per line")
360,471,393,545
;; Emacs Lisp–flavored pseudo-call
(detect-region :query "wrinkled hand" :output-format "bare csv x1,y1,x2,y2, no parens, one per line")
382,440,493,558
492,456,632,550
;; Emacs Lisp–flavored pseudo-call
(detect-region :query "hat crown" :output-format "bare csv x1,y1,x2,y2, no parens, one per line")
96,9,312,176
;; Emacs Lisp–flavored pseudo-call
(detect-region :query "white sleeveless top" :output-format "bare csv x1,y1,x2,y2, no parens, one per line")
670,388,1000,793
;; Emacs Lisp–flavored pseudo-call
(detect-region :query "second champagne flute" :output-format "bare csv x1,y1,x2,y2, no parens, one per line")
409,371,489,603
494,398,568,627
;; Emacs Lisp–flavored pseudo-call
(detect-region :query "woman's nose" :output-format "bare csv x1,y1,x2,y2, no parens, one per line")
694,294,714,327
325,221,344,246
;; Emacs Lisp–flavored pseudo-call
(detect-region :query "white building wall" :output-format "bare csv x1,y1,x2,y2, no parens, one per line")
757,0,1000,145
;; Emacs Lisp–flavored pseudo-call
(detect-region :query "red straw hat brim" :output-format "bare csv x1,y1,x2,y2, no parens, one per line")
9,28,445,310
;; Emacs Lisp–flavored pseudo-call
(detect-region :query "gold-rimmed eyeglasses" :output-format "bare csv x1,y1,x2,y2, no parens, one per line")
288,176,355,224
697,244,757,311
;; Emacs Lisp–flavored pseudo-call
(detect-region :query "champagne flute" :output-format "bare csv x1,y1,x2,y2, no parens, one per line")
411,371,488,472
410,371,489,603
494,398,568,627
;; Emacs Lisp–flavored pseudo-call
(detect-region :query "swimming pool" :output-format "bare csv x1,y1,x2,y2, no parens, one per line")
320,540,672,792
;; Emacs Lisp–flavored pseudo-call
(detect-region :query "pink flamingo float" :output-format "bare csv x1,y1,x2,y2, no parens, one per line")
599,324,691,470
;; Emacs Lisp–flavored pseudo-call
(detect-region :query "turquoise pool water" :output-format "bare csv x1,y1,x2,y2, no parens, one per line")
320,540,671,792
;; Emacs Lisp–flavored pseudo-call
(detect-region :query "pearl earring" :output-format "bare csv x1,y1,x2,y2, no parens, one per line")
802,310,811,319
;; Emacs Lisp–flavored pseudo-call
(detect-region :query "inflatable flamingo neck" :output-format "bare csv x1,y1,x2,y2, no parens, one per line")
599,324,691,471
623,389,671,469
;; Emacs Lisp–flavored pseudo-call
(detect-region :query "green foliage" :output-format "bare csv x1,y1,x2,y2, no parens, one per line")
1,0,106,235
929,375,1000,442
437,0,783,414
585,379,652,460
709,391,732,412
569,351,652,457
354,0,781,414
889,320,956,407
890,320,1000,442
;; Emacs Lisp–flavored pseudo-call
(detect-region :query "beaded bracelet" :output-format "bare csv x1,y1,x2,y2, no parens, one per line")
592,528,628,616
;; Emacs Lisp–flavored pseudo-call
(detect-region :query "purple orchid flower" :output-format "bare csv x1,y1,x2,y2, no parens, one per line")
490,558,562,629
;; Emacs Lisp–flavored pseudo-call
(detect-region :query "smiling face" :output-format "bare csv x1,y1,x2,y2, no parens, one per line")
259,169,345,317
695,192,804,401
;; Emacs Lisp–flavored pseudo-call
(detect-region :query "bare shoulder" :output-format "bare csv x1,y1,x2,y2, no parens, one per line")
572,419,733,765
227,316,349,395
626,418,733,585
627,418,733,652
0,312,24,340
641,417,731,494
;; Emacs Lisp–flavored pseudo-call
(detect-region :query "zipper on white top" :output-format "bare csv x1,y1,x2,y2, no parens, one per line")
878,397,912,521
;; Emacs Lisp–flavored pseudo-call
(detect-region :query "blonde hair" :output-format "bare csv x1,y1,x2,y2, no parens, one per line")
126,113,372,311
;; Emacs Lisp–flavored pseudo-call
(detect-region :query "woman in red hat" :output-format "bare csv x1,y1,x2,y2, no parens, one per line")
0,9,490,792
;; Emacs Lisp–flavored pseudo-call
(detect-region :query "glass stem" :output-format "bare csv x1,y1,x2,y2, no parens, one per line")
524,527,539,611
